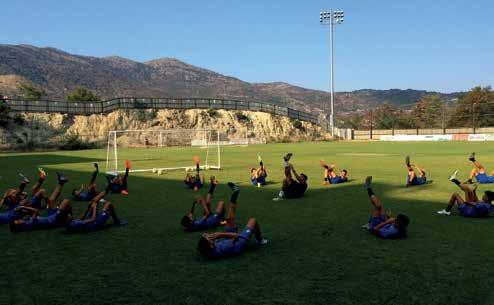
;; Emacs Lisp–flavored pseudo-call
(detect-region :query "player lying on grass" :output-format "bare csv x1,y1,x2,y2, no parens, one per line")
437,171,494,217
0,175,31,211
468,153,494,184
106,160,131,195
181,176,222,231
363,176,409,238
184,156,204,191
64,190,128,232
405,156,427,187
26,170,68,209
197,217,268,259
320,160,348,185
9,175,70,232
0,175,34,224
72,163,99,201
273,153,308,201
251,155,267,187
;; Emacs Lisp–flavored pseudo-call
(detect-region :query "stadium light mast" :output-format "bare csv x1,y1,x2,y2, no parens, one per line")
320,10,344,136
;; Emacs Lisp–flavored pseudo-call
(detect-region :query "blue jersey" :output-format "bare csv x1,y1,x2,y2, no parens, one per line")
212,227,253,258
458,202,491,218
378,224,401,239
66,211,110,231
187,214,222,231
330,176,347,184
15,209,60,231
0,209,22,224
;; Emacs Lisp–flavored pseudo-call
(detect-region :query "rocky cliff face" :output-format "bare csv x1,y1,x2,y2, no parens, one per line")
0,109,328,150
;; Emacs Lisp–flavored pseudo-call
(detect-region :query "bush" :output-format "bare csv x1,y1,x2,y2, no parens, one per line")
13,114,25,125
65,86,99,102
206,107,218,117
60,132,96,150
0,100,10,127
235,111,250,122
292,119,303,130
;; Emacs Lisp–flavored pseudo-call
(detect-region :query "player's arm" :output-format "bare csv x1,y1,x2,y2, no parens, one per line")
15,206,39,218
208,232,239,240
79,202,93,220
188,200,196,217
83,204,98,223
372,218,395,233
291,166,303,182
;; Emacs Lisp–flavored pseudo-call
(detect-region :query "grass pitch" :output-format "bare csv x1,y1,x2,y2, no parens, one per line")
1,141,494,305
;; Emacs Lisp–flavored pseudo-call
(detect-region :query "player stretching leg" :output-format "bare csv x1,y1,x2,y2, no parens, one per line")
197,217,268,259
320,160,348,185
106,160,131,195
72,163,99,201
405,156,427,187
437,171,494,217
251,155,267,187
184,156,204,191
468,153,494,184
181,177,226,231
363,176,409,238
273,153,308,201
65,189,127,232
28,171,68,209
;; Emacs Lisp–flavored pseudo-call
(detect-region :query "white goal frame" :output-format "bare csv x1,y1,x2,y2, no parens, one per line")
105,129,221,173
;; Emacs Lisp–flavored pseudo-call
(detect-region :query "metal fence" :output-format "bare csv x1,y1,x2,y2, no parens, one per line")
4,97,320,124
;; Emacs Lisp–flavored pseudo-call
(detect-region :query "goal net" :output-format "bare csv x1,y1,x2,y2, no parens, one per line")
105,129,221,173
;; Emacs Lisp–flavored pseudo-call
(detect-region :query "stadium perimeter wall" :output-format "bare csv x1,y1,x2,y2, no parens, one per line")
351,127,494,141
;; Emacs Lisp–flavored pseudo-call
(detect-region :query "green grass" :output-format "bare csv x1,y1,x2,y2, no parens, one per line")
1,141,494,305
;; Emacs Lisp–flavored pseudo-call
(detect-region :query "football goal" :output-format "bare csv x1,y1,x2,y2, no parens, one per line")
105,129,221,173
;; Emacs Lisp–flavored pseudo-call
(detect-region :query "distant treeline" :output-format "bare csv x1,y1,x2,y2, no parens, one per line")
340,86,494,129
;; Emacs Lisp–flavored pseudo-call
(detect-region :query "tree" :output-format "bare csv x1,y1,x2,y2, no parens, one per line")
410,94,445,128
449,86,494,128
65,86,99,102
17,83,45,101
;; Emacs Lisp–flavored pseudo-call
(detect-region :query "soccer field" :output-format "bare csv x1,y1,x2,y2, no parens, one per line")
1,141,494,305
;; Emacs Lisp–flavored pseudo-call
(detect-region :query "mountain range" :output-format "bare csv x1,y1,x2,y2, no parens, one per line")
0,44,462,114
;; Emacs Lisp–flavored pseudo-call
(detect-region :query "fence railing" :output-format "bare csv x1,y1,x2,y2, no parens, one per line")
4,97,320,124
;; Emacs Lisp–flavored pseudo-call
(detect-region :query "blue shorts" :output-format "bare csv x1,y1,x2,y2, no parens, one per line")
251,177,266,186
30,195,42,209
368,215,386,231
458,204,478,218
233,226,253,254
74,191,96,201
205,214,222,228
476,173,494,184
407,175,426,186
329,176,347,184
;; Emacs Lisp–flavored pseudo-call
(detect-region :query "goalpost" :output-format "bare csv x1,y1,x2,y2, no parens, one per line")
105,129,221,173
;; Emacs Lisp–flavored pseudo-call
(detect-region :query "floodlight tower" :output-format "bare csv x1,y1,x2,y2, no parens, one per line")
320,10,344,136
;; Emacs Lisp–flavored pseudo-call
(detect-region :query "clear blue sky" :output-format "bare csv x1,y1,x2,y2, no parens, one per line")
3,0,493,93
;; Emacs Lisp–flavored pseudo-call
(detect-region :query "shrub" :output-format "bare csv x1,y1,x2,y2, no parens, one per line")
206,107,218,117
235,111,250,122
292,119,303,130
13,114,25,125
60,131,96,150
